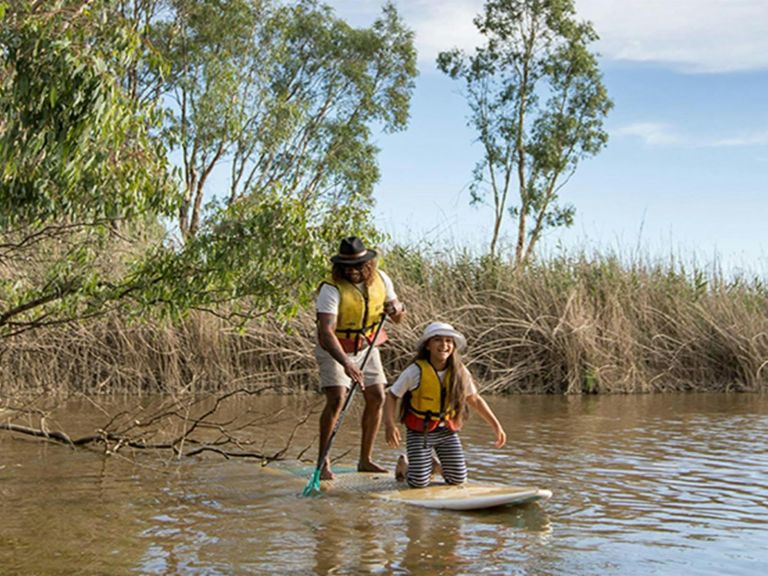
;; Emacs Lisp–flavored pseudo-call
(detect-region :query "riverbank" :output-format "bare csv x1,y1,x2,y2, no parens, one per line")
2,248,767,395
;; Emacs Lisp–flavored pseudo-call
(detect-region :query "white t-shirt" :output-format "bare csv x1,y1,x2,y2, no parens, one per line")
389,363,478,398
315,270,397,314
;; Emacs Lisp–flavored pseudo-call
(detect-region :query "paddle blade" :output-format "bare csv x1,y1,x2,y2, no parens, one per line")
302,468,322,497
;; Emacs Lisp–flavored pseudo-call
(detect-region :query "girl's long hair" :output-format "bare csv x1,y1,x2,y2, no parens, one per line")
400,338,471,427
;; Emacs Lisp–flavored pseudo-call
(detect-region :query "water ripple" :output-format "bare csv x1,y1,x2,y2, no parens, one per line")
3,393,768,575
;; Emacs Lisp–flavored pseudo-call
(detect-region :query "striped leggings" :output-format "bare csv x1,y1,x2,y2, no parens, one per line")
405,427,468,488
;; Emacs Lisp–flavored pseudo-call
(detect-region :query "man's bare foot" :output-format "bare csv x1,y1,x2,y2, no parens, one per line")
395,454,408,482
320,462,335,481
357,460,388,474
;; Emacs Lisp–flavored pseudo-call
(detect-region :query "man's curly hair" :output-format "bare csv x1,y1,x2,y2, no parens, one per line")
331,259,377,286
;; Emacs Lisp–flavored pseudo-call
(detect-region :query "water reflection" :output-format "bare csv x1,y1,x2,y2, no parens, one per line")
308,491,553,575
2,393,768,575
397,508,464,574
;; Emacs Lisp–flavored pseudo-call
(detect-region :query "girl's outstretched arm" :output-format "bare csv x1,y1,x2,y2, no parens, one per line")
467,394,507,448
383,391,402,448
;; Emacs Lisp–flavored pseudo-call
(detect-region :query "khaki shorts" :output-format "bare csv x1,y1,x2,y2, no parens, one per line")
314,345,387,390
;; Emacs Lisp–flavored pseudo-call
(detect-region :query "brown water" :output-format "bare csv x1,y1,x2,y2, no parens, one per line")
1,393,767,575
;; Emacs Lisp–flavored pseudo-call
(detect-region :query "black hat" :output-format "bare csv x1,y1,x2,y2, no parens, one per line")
330,236,377,265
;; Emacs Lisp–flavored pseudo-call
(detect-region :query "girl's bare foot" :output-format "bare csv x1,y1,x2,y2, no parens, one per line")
395,454,408,482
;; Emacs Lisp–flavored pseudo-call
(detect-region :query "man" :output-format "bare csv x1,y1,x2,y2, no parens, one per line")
314,236,405,480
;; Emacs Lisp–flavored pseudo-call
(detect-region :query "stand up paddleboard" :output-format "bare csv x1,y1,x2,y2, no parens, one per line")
271,462,552,510
373,482,552,511
310,468,552,511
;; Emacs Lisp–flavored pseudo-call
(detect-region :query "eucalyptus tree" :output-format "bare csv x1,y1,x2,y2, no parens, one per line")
0,0,417,338
0,0,178,337
0,0,174,228
437,0,612,265
122,0,417,322
147,0,417,241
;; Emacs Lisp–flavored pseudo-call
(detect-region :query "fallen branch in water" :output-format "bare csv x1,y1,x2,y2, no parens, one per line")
0,422,76,446
1,387,319,462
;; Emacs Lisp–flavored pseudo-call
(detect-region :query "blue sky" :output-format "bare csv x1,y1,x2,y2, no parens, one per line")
326,0,768,276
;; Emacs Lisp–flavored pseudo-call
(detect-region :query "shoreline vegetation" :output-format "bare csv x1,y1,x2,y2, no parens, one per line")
2,2,763,462
3,245,767,397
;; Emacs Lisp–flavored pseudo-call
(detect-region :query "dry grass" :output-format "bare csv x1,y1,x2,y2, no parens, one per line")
2,248,768,395
382,248,768,394
0,312,318,395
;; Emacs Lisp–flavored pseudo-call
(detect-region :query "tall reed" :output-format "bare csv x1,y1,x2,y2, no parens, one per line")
2,246,767,395
383,246,768,394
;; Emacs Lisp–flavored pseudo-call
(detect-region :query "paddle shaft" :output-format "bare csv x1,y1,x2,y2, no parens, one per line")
315,314,388,470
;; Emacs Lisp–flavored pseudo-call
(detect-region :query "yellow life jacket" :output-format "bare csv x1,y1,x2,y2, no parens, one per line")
321,271,387,353
403,359,459,432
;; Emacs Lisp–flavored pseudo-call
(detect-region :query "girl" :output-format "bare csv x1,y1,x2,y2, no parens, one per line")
383,322,507,488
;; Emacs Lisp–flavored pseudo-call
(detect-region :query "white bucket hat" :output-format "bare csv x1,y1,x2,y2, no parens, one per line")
416,322,467,352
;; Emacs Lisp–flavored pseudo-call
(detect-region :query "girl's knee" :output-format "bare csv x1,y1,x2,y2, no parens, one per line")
406,475,431,489
405,461,433,488
443,471,467,485
441,463,467,485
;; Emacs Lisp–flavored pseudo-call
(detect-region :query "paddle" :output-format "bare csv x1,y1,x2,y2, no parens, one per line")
302,313,388,496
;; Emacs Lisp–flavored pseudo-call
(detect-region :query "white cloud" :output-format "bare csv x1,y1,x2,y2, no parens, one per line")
614,122,682,146
705,130,768,148
578,0,768,73
327,1,483,67
402,1,484,67
615,123,768,149
328,0,768,73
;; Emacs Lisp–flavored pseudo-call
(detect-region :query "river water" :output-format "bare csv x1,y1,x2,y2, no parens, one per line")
1,393,767,575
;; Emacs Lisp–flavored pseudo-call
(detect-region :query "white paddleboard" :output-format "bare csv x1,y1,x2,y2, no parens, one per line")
373,482,552,511
313,468,552,511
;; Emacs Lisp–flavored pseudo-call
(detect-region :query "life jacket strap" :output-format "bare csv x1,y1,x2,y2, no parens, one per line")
335,320,381,339
422,411,432,448
336,319,385,353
